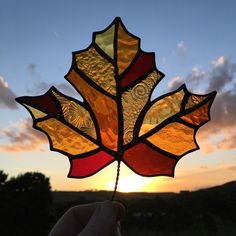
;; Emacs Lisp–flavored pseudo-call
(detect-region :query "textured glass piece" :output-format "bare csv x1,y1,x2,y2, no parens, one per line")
75,47,116,95
68,151,114,178
67,70,118,151
123,143,177,176
95,24,114,58
122,71,160,144
147,122,197,156
117,22,139,75
121,52,156,88
23,104,47,119
181,101,211,126
139,89,185,136
36,118,98,155
52,91,96,139
185,94,208,109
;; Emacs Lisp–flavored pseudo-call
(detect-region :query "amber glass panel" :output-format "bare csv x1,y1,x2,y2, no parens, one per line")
67,70,118,151
52,91,96,139
181,101,210,126
139,89,185,136
123,143,177,176
36,118,98,155
23,104,47,119
75,47,116,95
185,94,208,109
117,23,139,75
147,122,197,156
69,151,114,178
122,71,160,144
95,25,114,59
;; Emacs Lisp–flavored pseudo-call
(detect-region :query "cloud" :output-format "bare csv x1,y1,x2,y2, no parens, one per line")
0,118,47,152
168,76,183,90
25,63,80,98
27,64,37,75
212,56,225,67
186,66,206,87
227,166,236,171
0,76,18,109
28,81,80,98
207,56,236,92
200,165,208,170
26,63,42,80
176,41,187,56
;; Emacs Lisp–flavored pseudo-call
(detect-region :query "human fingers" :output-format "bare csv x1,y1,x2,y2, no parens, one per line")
78,200,125,236
49,202,99,236
112,221,122,236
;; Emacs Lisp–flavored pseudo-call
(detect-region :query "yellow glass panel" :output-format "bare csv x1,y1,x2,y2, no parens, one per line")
181,101,210,126
117,22,139,75
52,91,97,139
75,47,116,95
185,94,208,109
67,70,118,151
36,118,98,155
95,25,114,58
122,71,161,144
23,104,47,119
139,89,185,136
147,122,197,156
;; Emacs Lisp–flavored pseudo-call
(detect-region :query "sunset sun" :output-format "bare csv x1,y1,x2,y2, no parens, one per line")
107,176,151,192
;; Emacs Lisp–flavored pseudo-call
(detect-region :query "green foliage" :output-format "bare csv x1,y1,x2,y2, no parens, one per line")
0,170,8,185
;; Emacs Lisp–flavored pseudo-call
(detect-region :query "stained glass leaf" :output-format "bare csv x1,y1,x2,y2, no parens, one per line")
16,17,216,195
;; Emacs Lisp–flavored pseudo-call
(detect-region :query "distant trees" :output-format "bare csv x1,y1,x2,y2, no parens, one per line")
0,170,53,236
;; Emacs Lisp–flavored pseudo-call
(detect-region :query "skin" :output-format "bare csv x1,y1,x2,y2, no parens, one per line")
49,201,126,236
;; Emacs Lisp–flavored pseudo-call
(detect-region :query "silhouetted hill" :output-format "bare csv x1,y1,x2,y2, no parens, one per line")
52,180,236,203
52,180,236,235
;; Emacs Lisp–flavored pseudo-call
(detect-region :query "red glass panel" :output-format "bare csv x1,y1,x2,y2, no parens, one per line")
17,93,57,115
68,151,114,178
123,143,177,176
120,52,155,88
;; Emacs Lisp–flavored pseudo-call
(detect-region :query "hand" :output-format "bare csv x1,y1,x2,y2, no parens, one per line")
49,200,126,236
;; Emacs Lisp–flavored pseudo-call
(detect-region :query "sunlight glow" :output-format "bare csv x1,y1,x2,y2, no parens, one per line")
107,175,151,192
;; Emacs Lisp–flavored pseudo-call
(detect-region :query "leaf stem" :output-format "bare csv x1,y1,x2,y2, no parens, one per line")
111,160,121,201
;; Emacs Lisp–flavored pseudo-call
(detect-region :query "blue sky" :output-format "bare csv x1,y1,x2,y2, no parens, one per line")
0,0,236,192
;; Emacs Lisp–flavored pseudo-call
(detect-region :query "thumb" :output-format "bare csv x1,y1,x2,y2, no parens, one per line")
78,200,125,236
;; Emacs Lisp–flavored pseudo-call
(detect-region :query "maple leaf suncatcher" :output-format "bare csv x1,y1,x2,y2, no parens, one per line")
16,17,216,199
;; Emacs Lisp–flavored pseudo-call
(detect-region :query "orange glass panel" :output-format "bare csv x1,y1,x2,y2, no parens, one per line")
139,89,185,136
67,70,118,151
36,118,98,155
75,47,116,95
185,94,208,109
147,122,197,156
181,101,210,126
117,22,139,75
122,71,160,144
52,91,97,139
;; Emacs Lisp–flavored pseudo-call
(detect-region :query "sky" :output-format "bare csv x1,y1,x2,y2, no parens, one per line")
0,0,236,193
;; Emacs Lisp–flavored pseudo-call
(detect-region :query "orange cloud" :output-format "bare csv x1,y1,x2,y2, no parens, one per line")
0,118,47,152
